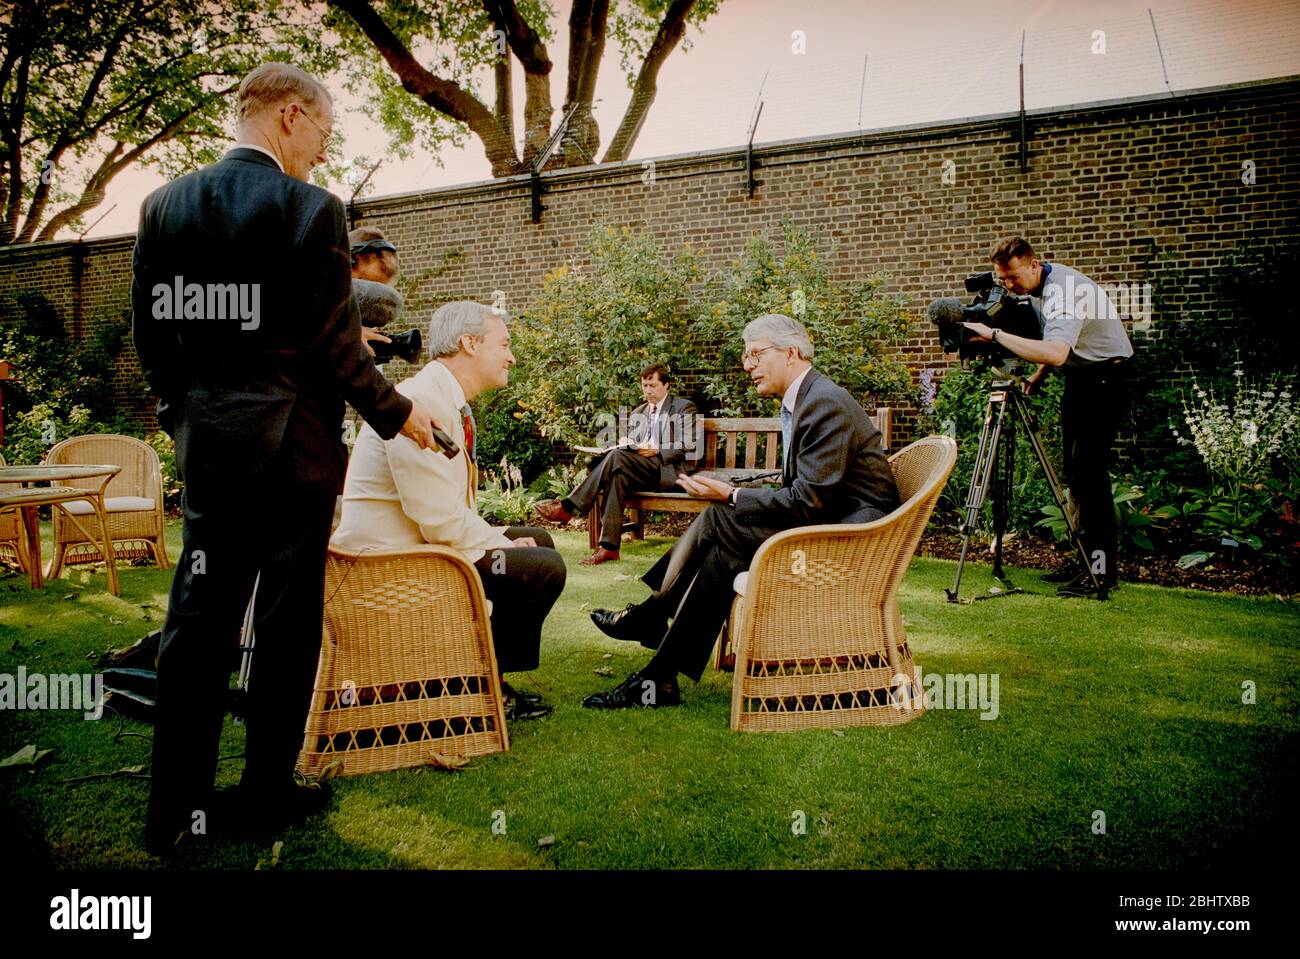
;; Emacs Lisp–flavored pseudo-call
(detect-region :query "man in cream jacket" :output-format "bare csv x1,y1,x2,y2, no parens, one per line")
333,301,564,719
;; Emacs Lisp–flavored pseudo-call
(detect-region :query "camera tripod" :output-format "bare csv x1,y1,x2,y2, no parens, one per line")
945,378,1107,603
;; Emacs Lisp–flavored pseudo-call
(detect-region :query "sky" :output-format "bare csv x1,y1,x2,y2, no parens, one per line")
40,0,1300,240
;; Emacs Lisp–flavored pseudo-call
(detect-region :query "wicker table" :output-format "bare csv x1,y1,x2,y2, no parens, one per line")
0,464,122,596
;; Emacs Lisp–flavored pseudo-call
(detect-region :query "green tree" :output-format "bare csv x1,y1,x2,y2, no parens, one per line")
507,224,702,444
0,0,336,244
324,0,722,177
692,220,916,416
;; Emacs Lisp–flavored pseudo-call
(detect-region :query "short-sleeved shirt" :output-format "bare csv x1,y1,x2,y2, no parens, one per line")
1030,263,1134,365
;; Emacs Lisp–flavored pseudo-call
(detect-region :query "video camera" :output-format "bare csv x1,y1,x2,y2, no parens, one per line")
370,328,422,365
927,272,1042,362
353,277,422,364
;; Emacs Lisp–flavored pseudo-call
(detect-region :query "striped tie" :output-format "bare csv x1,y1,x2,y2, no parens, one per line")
461,404,476,463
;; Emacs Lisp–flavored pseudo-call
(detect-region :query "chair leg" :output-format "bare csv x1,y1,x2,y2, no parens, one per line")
628,507,643,541
48,540,66,579
152,531,171,569
588,495,601,551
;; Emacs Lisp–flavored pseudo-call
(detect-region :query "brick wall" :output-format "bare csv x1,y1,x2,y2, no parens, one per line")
2,75,1297,446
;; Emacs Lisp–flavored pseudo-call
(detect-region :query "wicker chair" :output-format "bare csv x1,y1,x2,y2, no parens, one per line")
45,434,169,575
297,545,510,778
726,436,958,733
0,452,30,572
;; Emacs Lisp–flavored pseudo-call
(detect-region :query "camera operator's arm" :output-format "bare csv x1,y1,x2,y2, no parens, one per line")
962,322,1071,366
1023,363,1050,395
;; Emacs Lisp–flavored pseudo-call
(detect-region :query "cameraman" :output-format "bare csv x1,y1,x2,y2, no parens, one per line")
962,236,1133,597
350,226,398,357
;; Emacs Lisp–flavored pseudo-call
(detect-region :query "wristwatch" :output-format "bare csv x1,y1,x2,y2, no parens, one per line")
991,328,999,344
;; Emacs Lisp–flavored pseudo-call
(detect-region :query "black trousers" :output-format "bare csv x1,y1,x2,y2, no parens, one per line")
566,448,670,550
147,463,336,838
639,504,785,683
1060,359,1129,583
472,526,565,673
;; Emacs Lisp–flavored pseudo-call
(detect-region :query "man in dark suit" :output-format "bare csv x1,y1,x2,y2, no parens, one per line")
535,363,700,565
583,314,900,709
132,63,440,854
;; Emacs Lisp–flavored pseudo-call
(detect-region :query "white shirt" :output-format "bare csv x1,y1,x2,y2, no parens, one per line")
782,367,813,418
227,142,284,172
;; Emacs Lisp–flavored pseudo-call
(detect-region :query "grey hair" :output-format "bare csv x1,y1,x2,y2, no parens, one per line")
427,301,502,358
742,313,814,360
237,63,331,123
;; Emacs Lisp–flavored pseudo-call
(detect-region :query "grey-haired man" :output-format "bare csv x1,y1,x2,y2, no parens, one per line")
584,314,900,709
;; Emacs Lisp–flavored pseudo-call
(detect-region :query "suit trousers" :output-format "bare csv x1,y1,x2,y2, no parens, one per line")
1060,360,1129,583
472,526,565,673
147,456,336,838
640,504,785,683
566,448,666,550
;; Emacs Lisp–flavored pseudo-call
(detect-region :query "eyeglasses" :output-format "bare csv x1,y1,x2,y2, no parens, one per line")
282,105,332,150
741,345,782,368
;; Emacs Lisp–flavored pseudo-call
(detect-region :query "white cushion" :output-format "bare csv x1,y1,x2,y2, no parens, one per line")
485,599,494,616
61,496,155,515
733,571,749,596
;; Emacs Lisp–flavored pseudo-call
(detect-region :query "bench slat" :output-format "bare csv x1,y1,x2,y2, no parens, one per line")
743,432,757,468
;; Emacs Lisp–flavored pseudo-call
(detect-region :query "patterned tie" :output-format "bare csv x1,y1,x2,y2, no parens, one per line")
781,405,793,472
648,403,658,445
461,404,476,463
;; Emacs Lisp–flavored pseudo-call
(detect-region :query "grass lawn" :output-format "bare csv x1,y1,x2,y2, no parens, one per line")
2,520,1297,870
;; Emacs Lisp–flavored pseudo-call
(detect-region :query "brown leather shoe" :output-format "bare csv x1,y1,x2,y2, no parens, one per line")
534,499,573,523
580,547,621,565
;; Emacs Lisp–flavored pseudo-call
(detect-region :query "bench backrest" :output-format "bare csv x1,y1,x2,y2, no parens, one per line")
698,407,892,470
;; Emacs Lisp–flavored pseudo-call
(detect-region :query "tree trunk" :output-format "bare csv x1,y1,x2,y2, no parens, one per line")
603,0,697,164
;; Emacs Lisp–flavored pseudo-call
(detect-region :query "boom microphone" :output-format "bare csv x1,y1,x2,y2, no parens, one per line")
926,297,966,328
353,277,404,328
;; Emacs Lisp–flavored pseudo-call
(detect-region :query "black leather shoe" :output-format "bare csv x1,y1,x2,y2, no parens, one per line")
144,786,241,856
590,603,667,647
1056,573,1118,598
1040,561,1083,584
582,671,681,709
500,680,544,705
504,688,553,721
229,781,334,840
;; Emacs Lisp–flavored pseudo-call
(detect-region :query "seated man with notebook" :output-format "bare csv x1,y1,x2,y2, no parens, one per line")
535,363,699,566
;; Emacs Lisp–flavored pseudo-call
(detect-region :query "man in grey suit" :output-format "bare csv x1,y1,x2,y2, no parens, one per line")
584,315,900,709
535,363,699,565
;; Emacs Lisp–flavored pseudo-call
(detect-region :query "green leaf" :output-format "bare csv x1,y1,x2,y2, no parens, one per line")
0,744,55,769
1176,551,1215,569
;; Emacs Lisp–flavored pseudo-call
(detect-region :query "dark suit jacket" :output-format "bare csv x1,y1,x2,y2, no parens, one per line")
131,148,410,494
626,394,701,487
734,368,899,527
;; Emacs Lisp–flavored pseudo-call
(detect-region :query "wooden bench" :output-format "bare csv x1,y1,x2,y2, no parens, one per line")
588,407,893,549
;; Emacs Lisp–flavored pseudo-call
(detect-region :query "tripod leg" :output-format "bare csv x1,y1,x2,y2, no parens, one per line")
991,409,1015,582
1012,391,1106,599
947,391,1009,602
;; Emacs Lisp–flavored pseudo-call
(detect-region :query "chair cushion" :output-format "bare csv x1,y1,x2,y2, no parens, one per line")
733,571,749,596
61,496,156,515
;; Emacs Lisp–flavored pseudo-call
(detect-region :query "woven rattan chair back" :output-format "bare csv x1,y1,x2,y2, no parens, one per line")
44,434,169,572
729,435,958,732
297,545,510,777
0,452,27,570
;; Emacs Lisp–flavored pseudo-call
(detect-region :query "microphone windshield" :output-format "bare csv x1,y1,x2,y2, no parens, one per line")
353,278,404,329
926,297,965,326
